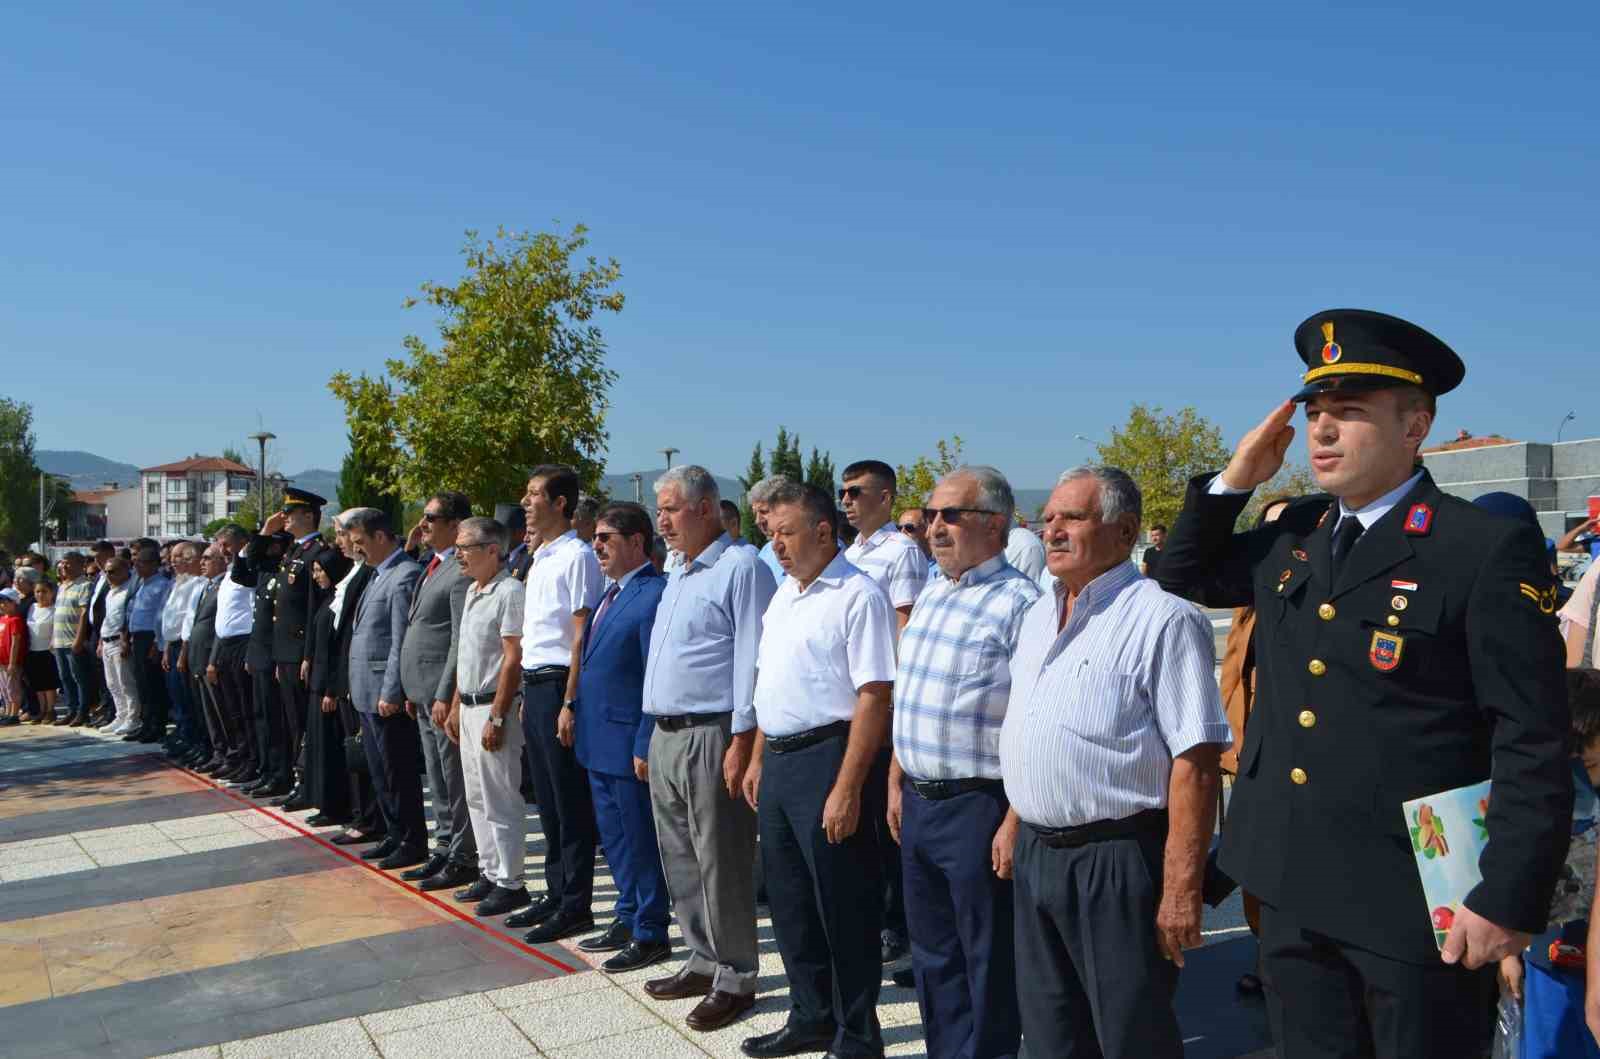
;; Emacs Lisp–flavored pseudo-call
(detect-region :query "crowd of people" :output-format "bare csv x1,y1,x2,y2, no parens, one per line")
4,306,1597,1059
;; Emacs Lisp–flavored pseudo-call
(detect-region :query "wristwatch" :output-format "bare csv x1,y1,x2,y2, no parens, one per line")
563,700,577,710
490,716,505,728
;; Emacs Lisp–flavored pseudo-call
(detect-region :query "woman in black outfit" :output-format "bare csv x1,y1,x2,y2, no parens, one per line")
313,528,382,847
304,549,354,827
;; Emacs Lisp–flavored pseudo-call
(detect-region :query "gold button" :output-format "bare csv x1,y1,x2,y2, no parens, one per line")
1298,710,1316,728
1317,602,1335,621
1307,659,1327,676
1290,767,1308,785
1387,615,1400,627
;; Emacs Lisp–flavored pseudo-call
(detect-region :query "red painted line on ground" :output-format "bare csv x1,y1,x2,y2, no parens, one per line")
170,761,579,975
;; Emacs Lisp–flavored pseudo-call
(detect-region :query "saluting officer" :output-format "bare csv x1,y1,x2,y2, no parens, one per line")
1158,309,1571,1058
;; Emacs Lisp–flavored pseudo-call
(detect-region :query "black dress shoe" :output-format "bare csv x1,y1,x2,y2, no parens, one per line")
505,894,560,929
360,838,401,861
523,910,594,944
475,885,531,917
890,967,915,990
577,921,632,953
740,1023,838,1058
138,729,165,743
418,863,478,891
602,939,671,974
252,781,291,799
378,846,428,871
226,770,261,787
402,853,449,881
332,830,385,847
121,731,143,742
305,813,348,828
879,929,908,964
454,877,497,903
278,796,312,812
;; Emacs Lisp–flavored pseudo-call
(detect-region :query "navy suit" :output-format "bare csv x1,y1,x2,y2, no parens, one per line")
574,565,670,944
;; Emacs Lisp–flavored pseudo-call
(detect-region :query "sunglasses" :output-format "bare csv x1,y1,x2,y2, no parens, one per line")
837,485,870,500
897,523,921,534
921,507,999,525
421,512,454,523
592,531,639,544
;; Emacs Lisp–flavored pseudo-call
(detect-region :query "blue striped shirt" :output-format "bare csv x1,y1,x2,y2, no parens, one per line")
1000,560,1230,828
893,554,1040,781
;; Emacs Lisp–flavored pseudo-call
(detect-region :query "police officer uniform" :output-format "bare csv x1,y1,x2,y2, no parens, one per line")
1159,309,1571,1058
266,489,327,807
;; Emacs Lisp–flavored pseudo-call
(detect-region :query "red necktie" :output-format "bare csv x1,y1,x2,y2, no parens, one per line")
425,555,441,581
590,584,621,636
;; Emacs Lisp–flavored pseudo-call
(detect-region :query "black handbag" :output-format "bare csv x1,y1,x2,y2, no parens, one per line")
343,731,368,774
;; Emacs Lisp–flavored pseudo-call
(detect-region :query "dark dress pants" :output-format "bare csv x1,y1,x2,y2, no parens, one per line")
901,779,1020,1059
521,671,596,914
213,638,254,765
304,693,350,819
277,663,308,773
1012,824,1179,1059
359,708,428,852
873,749,907,942
1257,901,1495,1059
190,671,226,756
590,768,669,943
68,649,100,713
163,643,199,747
759,733,884,1058
130,631,169,731
338,695,383,835
252,661,287,783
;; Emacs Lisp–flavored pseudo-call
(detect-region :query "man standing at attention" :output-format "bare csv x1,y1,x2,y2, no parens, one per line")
642,465,777,1033
740,481,897,1059
1000,466,1231,1058
888,467,1039,1058
749,475,791,583
1157,310,1571,1057
507,465,602,944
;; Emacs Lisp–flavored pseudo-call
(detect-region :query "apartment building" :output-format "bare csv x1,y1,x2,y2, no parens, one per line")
140,457,256,538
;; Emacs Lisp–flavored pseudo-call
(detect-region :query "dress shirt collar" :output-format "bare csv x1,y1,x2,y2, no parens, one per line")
296,531,321,545
431,546,456,561
853,523,896,552
371,548,407,574
469,569,513,597
685,533,732,572
1337,468,1426,530
1053,559,1140,611
790,549,852,594
610,562,650,594
949,552,1011,587
534,530,576,559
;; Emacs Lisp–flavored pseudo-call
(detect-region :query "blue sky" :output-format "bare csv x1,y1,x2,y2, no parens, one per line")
5,3,1596,489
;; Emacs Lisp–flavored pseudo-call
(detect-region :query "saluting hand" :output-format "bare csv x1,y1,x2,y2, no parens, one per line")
1220,399,1297,491
1441,904,1530,970
262,512,288,536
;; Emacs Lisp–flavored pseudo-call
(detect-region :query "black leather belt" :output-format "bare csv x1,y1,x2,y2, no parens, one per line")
655,711,731,733
460,692,498,707
1028,808,1168,849
522,665,569,686
907,776,1004,801
765,720,850,755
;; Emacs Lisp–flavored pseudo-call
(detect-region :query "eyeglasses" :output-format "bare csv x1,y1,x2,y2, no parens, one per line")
921,507,999,525
897,523,921,534
421,512,453,523
838,485,868,500
592,531,638,544
456,540,493,553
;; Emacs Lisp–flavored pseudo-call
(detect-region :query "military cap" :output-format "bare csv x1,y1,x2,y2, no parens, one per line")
1291,309,1464,402
281,486,326,512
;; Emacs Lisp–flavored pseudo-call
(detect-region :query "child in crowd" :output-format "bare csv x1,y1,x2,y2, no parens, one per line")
25,579,60,723
0,588,25,725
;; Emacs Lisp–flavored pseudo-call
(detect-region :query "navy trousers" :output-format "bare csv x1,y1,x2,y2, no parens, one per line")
251,661,286,783
130,631,169,731
590,769,670,943
162,642,202,749
901,779,1020,1059
521,672,596,915
359,709,428,852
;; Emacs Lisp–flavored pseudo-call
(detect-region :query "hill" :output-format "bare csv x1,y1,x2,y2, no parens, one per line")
37,450,142,490
599,468,743,510
284,468,340,504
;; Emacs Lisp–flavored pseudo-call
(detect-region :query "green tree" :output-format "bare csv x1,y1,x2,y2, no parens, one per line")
737,442,767,548
894,436,964,517
1241,462,1320,529
329,225,623,513
221,445,246,466
0,398,45,552
336,425,404,530
804,447,836,495
769,427,804,482
1095,404,1231,531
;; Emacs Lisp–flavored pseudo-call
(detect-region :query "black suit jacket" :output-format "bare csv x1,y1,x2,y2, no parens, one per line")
188,577,221,670
1159,469,1571,963
327,565,373,700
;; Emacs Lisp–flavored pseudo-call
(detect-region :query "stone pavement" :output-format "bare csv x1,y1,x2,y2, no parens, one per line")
0,723,1273,1058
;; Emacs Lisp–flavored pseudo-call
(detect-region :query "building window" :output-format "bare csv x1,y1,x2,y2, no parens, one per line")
227,500,242,515
148,503,160,515
147,479,160,495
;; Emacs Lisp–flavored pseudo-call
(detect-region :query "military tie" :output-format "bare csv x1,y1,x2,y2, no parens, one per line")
1330,516,1365,582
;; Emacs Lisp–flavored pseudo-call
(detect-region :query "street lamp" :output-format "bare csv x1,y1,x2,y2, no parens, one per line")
661,447,679,470
1557,411,1576,443
249,431,276,531
631,473,643,502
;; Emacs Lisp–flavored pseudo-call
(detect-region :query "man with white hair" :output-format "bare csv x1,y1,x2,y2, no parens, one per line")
749,475,791,583
640,464,777,1033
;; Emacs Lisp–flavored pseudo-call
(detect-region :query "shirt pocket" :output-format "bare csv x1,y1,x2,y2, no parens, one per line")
1052,663,1143,744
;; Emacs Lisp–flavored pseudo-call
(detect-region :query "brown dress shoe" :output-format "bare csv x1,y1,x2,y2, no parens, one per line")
644,969,714,1001
685,990,755,1032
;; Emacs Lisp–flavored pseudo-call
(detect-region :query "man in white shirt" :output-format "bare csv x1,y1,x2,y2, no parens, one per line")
749,475,791,583
158,543,207,764
506,464,603,944
740,481,897,1059
97,557,140,735
210,525,259,783
838,458,929,966
1004,518,1047,581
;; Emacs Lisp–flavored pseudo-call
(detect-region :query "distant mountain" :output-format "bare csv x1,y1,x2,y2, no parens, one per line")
284,468,340,504
1014,489,1052,522
37,450,142,490
600,468,743,510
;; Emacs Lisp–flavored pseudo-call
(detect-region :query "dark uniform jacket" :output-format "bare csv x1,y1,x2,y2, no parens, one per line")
232,534,321,666
1159,469,1571,964
229,550,279,673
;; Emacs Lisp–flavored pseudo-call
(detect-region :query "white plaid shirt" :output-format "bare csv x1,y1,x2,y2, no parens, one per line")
845,523,930,609
893,553,1040,780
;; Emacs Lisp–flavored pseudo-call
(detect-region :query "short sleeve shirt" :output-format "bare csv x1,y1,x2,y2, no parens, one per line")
521,531,602,668
844,524,930,609
457,573,525,698
53,579,92,649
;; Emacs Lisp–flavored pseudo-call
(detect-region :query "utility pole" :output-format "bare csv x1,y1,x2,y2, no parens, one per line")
250,431,276,531
661,447,679,470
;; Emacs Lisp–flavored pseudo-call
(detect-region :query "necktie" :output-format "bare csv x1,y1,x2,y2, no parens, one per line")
1330,516,1365,581
590,584,621,637
424,555,441,581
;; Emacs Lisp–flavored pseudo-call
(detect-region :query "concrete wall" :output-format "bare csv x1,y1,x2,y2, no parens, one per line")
105,487,143,539
1423,437,1600,539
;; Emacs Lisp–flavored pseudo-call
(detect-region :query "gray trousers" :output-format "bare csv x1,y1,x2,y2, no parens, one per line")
418,704,476,866
649,715,759,995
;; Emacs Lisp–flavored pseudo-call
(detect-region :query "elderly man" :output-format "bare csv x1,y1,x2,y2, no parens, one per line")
895,508,937,575
399,491,477,892
887,467,1040,1058
504,465,603,943
445,516,531,918
839,458,930,964
1000,466,1231,1059
749,475,791,583
181,546,228,772
97,557,140,734
209,525,259,782
740,481,897,1059
345,507,428,870
642,465,777,1032
125,540,174,743
158,543,207,763
573,502,671,972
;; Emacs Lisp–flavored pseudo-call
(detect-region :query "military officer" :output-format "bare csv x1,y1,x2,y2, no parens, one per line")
228,528,288,795
1158,309,1571,1058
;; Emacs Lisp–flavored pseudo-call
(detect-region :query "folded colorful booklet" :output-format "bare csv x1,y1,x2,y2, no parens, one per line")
1402,778,1492,950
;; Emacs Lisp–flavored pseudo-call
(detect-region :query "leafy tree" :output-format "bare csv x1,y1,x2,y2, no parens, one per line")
894,436,964,517
1241,462,1321,529
769,427,804,483
0,398,45,552
336,425,404,530
1095,404,1231,531
804,447,836,495
221,445,246,466
737,442,767,548
329,225,623,514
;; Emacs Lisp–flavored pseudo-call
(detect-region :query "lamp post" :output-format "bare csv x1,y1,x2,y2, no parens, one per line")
631,473,643,503
1558,411,1576,443
249,431,276,531
661,447,679,470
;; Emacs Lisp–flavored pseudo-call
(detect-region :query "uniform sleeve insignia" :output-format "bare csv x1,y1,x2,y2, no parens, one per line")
1521,581,1559,614
1403,503,1433,535
1370,629,1404,671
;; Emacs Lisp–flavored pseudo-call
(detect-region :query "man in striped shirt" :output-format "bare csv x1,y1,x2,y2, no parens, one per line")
999,466,1230,1059
889,465,1038,1059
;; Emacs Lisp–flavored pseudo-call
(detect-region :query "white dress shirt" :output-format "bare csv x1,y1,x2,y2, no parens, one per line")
101,581,133,638
521,530,603,669
1004,526,1047,581
159,576,204,645
844,523,930,609
753,551,898,738
214,558,255,639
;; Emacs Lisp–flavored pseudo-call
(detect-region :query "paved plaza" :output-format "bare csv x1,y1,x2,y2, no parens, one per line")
0,723,1271,1058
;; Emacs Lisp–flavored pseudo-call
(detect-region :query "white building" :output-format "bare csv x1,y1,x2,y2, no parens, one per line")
139,457,256,539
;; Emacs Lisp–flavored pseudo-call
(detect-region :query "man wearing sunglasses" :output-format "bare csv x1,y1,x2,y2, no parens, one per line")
896,509,937,576
839,459,930,969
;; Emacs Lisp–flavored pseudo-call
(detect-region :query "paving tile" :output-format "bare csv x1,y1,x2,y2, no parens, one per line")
503,986,659,1051
221,979,422,1042
484,970,611,1009
544,1024,712,1059
374,1010,539,1058
151,814,255,840
90,841,188,867
148,1049,222,1059
0,837,81,865
220,1016,379,1058
404,959,538,1002
0,852,97,882
359,991,495,1034
174,830,274,854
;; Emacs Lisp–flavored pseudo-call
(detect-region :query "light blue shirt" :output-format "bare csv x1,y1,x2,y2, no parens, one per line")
127,571,174,642
757,540,786,583
643,533,778,734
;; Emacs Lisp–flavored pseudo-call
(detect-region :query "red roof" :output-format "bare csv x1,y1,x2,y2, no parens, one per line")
1421,431,1517,455
72,489,119,504
140,457,256,475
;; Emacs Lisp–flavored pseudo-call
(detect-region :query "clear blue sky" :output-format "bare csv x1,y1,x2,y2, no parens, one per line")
5,3,1596,489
